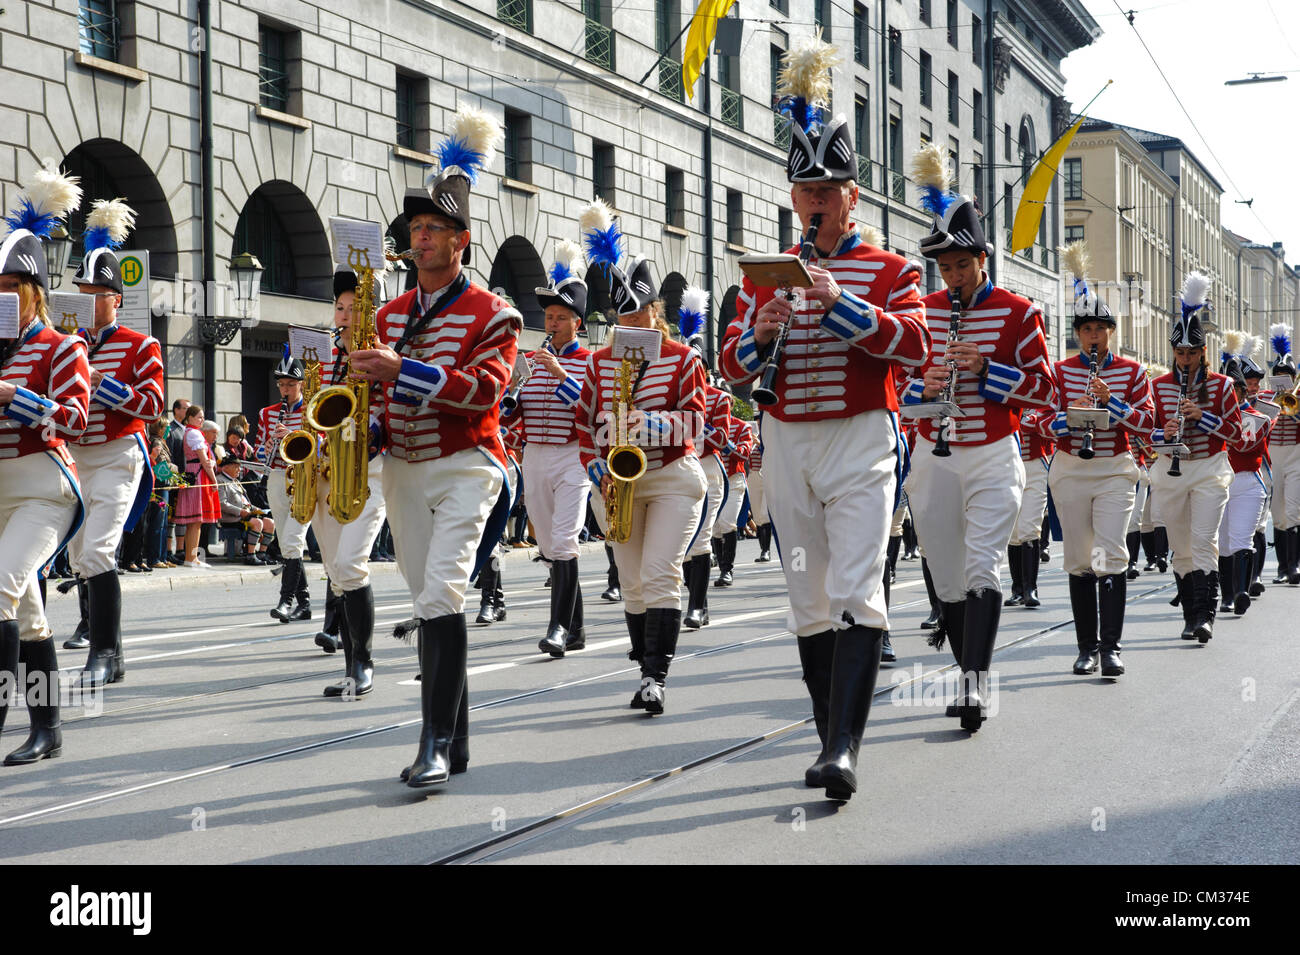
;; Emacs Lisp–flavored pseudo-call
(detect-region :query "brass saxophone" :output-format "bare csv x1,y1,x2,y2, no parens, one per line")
306,246,379,524
604,358,647,544
280,359,321,524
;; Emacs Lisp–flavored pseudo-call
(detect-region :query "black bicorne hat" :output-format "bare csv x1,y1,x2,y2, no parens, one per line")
1171,272,1212,349
919,197,992,259
534,239,587,319
787,117,856,183
274,345,304,381
609,257,656,317
0,231,49,292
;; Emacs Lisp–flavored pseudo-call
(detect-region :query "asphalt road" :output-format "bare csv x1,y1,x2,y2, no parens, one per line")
1,541,1296,865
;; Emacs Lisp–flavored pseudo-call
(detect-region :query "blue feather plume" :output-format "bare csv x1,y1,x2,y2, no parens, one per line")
82,224,120,254
281,343,292,361
583,223,623,274
548,260,572,285
919,186,957,217
3,195,61,240
435,136,486,185
776,96,822,136
678,309,704,340
1273,332,1291,357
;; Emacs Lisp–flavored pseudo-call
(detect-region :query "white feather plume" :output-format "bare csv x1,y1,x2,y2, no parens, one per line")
909,142,951,194
1180,270,1212,307
1060,241,1091,282
1246,335,1264,360
680,285,709,319
449,106,502,170
85,198,137,247
859,224,884,249
554,239,582,271
776,31,839,105
1270,322,1291,342
1223,329,1244,357
23,160,82,221
578,198,615,236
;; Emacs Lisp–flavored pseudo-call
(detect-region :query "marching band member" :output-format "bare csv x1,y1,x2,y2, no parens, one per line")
746,420,772,562
501,239,591,657
1005,413,1053,608
1127,443,1151,579
66,199,164,688
349,107,519,788
1032,243,1153,678
309,266,389,698
712,396,754,588
1217,337,1271,616
904,144,1057,731
577,207,707,715
721,35,929,799
1238,346,1271,596
257,350,312,622
1147,273,1242,644
0,165,89,764
1263,325,1299,585
677,287,731,630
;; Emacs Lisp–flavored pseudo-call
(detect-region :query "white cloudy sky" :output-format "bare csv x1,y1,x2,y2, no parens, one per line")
1061,0,1300,264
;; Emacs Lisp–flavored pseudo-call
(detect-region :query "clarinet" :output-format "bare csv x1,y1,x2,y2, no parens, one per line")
501,333,552,414
1078,344,1100,460
932,288,963,457
259,397,289,474
753,213,822,406
1167,372,1190,477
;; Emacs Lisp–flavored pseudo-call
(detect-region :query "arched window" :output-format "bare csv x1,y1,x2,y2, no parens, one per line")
1018,115,1037,184
231,181,332,300
488,237,547,329
234,192,297,294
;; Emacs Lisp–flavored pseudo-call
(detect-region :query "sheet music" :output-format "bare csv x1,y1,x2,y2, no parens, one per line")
329,216,386,272
287,324,334,365
609,326,662,363
49,292,96,335
0,292,18,339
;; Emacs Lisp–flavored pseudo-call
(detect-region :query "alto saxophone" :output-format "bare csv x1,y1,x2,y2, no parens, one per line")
280,359,321,524
604,358,647,544
306,246,379,524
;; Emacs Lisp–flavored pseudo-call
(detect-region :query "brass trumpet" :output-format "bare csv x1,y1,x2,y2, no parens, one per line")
1275,380,1300,416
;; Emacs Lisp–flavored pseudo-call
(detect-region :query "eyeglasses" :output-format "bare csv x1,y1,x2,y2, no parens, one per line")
408,223,459,236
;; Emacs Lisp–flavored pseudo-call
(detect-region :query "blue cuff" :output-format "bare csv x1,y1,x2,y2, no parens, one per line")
1049,412,1070,436
1105,396,1130,424
1196,411,1221,434
393,358,445,405
4,386,57,426
1152,429,1166,444
554,376,582,408
820,290,878,342
977,361,1026,404
587,459,609,483
91,374,131,409
642,411,671,439
735,326,763,374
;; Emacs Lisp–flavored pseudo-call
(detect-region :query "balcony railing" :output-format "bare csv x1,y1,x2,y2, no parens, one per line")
498,0,530,32
890,171,906,201
720,87,742,130
856,155,872,189
658,57,683,103
774,114,791,151
584,18,614,70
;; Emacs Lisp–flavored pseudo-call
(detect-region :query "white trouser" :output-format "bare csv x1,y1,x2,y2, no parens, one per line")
591,481,609,536
763,411,897,634
67,436,144,579
611,455,707,614
312,455,386,595
522,441,589,562
1270,443,1300,529
890,496,907,537
266,472,312,559
1128,468,1149,534
689,455,726,559
1258,465,1272,533
748,469,766,525
1048,451,1138,576
383,447,503,621
907,434,1025,603
1149,453,1232,576
1218,470,1267,554
1011,456,1050,544
713,472,747,537
0,453,79,639
1140,479,1155,532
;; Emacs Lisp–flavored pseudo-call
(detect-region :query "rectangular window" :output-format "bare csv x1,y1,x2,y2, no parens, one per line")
771,0,789,14
79,0,119,60
503,109,531,182
1004,182,1013,233
919,51,932,107
593,141,616,206
889,115,904,199
1064,157,1083,200
947,71,958,125
854,4,869,66
972,14,983,67
815,0,831,39
1065,224,1085,244
920,0,932,25
973,89,983,142
497,0,532,32
259,25,290,112
1004,122,1012,161
947,0,958,47
584,0,615,70
854,94,870,184
973,153,983,206
395,73,417,149
656,0,683,101
920,118,932,142
727,190,743,246
778,208,793,251
888,28,902,89
666,168,685,228
925,258,937,294
948,137,960,192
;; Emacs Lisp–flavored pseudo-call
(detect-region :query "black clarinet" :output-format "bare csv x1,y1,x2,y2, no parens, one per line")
753,213,822,407
932,288,963,457
1167,373,1190,477
1078,344,1099,460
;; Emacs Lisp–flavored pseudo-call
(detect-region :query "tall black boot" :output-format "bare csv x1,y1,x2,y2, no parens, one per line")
1273,530,1290,584
1004,544,1024,606
818,626,885,801
333,586,374,696
316,586,342,653
1190,569,1214,644
1068,574,1099,674
637,607,682,715
493,565,507,620
1154,526,1169,572
710,534,721,568
880,556,896,664
1097,573,1126,677
292,561,311,619
902,517,918,559
539,559,577,657
886,535,901,584
1126,531,1141,579
936,598,968,717
714,531,737,586
0,621,17,742
920,558,941,629
1039,518,1051,562
63,577,89,650
1232,549,1253,615
957,589,1001,732
324,597,354,697
5,636,63,764
475,561,499,625
80,570,124,687
407,614,468,788
602,545,622,601
1175,573,1196,640
756,524,772,561
271,558,302,621
683,553,710,630
1141,531,1160,571
1250,530,1267,596
1217,555,1235,613
626,611,648,708
796,630,836,787
567,577,586,650
1289,528,1300,584
1021,542,1041,608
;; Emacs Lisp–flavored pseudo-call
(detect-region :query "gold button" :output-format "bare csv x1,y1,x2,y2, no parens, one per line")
810,387,819,395
810,403,820,411
810,373,820,381
811,344,821,352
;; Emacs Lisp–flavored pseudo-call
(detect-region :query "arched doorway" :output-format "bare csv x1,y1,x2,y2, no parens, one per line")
232,181,332,300
61,139,178,278
659,271,688,336
488,236,547,329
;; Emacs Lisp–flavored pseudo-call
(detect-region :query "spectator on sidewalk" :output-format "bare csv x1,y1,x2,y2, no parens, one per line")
217,455,275,564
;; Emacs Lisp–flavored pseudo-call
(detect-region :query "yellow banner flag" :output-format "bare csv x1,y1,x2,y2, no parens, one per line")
682,0,736,102
1010,114,1086,254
